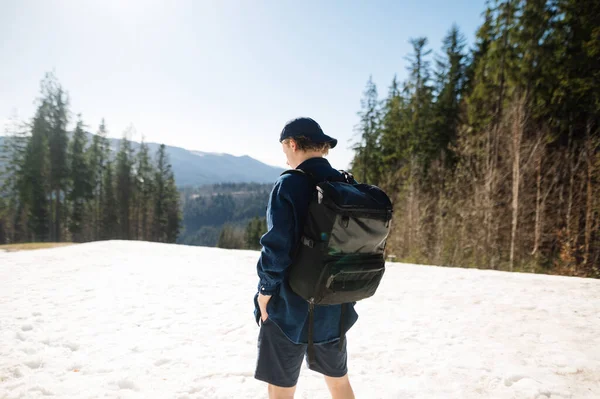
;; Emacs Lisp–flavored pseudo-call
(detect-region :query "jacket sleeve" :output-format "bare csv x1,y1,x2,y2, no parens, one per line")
256,178,297,295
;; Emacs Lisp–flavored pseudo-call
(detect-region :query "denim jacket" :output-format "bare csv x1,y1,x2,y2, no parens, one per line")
254,157,359,344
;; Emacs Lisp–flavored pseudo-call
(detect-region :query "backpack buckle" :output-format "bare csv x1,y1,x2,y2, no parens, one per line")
317,187,324,204
341,216,350,228
302,236,315,248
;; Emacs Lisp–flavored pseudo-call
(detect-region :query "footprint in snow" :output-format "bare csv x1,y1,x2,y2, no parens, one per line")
504,374,529,387
24,359,43,369
63,342,80,351
28,386,53,396
11,368,24,379
154,358,171,367
21,347,37,355
117,379,139,391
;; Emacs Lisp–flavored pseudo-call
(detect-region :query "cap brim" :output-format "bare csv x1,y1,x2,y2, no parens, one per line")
322,134,337,149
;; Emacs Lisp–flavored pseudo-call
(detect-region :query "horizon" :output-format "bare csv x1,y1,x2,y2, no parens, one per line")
1,0,486,170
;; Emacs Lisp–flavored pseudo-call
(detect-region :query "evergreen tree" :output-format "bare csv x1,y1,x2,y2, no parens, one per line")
515,0,555,117
380,76,408,175
245,217,267,249
23,105,51,241
41,73,70,242
217,224,245,249
165,172,181,243
433,25,468,167
351,76,382,184
153,144,181,242
115,132,134,240
465,7,496,130
68,116,92,242
0,116,30,242
135,139,155,240
88,119,110,240
101,160,118,240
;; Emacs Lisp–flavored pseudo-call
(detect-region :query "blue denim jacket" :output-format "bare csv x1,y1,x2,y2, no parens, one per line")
254,157,359,344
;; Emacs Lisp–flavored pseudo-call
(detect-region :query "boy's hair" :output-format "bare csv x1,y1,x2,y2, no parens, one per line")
283,136,331,155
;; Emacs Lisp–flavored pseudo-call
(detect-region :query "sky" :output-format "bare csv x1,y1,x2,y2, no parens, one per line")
1,0,486,169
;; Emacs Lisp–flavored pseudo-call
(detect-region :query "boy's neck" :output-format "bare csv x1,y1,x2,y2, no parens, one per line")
293,152,324,169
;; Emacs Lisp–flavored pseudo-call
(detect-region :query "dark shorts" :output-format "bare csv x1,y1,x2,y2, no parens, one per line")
254,318,348,388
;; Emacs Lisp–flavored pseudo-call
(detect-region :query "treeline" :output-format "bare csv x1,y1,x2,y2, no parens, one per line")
179,184,270,247
351,0,599,277
0,73,181,244
217,217,267,250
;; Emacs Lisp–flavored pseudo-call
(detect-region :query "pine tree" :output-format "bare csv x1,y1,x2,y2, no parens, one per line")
515,0,554,116
433,25,467,167
465,7,496,130
164,172,181,243
218,224,245,249
115,132,134,240
245,217,267,249
41,73,70,242
380,76,408,176
352,76,382,184
69,116,92,242
101,160,118,240
135,139,155,240
406,37,436,171
88,119,110,240
23,105,52,242
153,144,171,242
0,116,30,242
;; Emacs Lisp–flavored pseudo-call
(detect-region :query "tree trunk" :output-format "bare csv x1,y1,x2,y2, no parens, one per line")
566,131,584,274
509,98,524,272
142,201,148,241
583,119,593,268
484,123,498,269
533,141,543,258
55,189,61,242
48,195,54,242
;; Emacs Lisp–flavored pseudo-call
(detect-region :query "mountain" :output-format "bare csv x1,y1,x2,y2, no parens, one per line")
0,134,285,187
104,136,285,187
1,241,599,398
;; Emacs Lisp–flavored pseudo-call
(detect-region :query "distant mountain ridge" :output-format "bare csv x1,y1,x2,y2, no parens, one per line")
0,134,285,187
103,136,284,187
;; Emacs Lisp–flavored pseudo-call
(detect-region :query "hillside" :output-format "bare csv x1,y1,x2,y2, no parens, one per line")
179,183,271,247
0,134,285,187
1,241,599,398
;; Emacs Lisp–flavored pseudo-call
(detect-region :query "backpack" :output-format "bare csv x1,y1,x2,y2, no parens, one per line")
281,168,393,364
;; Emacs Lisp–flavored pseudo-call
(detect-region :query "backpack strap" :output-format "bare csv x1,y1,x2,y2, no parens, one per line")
280,168,318,185
339,170,357,184
281,168,354,185
339,303,346,351
307,301,316,367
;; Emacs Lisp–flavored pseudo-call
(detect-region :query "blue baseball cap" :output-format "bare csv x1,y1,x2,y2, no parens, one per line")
279,117,338,149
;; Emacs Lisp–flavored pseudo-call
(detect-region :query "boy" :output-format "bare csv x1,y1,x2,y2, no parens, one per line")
254,117,358,399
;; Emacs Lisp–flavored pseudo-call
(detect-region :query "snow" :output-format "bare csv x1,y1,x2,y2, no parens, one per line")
1,241,599,399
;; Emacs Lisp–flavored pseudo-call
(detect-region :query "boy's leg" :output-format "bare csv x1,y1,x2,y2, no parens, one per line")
306,337,353,399
324,374,355,399
268,384,297,399
255,319,305,394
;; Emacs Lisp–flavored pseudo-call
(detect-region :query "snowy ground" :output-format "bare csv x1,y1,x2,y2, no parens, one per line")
1,241,599,399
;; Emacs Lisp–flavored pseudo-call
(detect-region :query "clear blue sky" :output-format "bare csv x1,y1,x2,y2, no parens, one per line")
1,0,486,169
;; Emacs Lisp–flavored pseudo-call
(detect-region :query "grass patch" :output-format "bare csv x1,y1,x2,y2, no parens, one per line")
0,242,75,252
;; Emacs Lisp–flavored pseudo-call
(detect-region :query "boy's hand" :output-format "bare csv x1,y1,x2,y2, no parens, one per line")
258,293,272,322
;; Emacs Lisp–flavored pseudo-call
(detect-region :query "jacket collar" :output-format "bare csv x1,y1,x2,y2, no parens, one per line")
295,157,331,171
